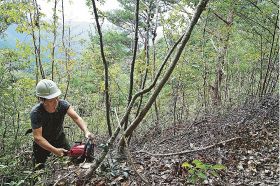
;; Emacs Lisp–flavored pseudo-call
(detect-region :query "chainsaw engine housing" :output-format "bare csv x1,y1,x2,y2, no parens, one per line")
68,143,86,157
67,140,94,163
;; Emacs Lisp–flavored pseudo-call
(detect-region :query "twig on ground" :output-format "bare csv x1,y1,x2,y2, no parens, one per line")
137,136,241,156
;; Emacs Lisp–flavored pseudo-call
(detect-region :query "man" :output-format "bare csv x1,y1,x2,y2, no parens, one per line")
31,79,94,169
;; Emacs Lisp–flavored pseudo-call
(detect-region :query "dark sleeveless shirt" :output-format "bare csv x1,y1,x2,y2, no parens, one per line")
30,100,70,141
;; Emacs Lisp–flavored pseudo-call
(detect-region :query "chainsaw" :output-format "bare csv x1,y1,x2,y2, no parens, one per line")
65,139,94,163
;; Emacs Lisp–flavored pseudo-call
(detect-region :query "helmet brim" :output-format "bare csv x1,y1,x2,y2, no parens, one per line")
38,89,61,99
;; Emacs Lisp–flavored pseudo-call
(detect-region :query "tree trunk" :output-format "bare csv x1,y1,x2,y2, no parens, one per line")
152,1,160,128
64,27,71,100
135,4,151,119
211,9,234,106
257,35,264,96
91,0,112,136
51,0,58,80
261,10,279,95
28,5,45,81
124,0,140,131
202,9,210,112
172,81,178,135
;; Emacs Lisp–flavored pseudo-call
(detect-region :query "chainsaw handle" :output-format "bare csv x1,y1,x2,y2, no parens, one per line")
83,138,94,157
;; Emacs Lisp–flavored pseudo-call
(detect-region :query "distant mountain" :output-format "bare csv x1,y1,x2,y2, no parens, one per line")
0,21,93,51
0,24,29,48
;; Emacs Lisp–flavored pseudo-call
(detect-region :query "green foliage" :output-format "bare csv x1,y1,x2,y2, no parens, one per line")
0,1,29,35
0,143,34,184
106,9,135,30
182,159,226,184
0,47,36,184
89,30,131,62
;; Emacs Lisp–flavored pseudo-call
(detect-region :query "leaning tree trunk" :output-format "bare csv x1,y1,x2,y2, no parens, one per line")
120,0,210,147
83,0,210,180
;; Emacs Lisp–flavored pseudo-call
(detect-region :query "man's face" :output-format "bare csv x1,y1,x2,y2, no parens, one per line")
44,97,59,112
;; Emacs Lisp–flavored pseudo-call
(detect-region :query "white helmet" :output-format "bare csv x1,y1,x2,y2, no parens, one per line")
36,79,61,99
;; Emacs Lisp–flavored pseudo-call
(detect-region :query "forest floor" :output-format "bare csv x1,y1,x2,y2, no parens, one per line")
49,94,279,185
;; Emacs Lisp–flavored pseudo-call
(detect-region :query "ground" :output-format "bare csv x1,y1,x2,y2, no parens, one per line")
42,95,279,185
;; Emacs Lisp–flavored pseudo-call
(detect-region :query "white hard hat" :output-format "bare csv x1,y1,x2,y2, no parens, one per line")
36,79,61,99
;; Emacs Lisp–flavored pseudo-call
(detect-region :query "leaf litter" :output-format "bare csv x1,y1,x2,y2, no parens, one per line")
50,95,278,185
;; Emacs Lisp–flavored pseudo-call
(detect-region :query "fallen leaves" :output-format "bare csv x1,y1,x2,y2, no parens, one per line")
46,95,279,185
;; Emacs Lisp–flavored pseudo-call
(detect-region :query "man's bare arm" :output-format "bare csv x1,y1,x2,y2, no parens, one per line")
33,127,67,156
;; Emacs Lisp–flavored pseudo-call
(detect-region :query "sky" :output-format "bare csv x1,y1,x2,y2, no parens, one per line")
37,0,120,23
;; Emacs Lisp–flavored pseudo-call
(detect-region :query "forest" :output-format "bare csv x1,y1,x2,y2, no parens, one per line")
0,0,279,185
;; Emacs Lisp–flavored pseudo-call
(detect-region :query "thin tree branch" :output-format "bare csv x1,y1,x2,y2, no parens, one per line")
213,12,231,25
269,0,277,6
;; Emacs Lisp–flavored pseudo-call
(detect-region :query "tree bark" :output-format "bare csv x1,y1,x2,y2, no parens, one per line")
61,0,71,100
172,81,178,135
